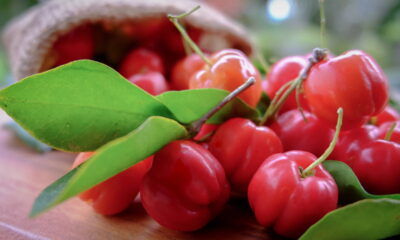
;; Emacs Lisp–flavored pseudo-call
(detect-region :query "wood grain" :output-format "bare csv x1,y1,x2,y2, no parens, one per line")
0,123,283,240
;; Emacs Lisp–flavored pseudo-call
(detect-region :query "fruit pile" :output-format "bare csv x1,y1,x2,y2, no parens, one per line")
49,12,398,240
1,6,399,240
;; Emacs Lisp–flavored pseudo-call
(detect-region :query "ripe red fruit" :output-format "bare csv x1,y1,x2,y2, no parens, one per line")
270,109,334,156
72,152,153,216
118,48,164,78
140,140,230,231
304,50,389,130
189,49,262,107
128,72,169,96
264,56,309,112
352,140,400,194
209,118,283,194
53,24,94,66
171,54,205,90
330,125,378,167
373,106,400,126
248,151,338,239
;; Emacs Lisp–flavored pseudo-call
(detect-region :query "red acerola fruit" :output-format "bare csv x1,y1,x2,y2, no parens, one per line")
171,54,205,90
128,72,169,96
248,151,338,239
190,49,262,107
304,50,389,130
140,140,230,231
270,109,334,156
119,48,164,78
72,152,153,216
264,56,309,112
209,118,283,194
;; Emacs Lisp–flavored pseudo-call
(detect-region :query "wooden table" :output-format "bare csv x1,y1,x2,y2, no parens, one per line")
0,110,281,240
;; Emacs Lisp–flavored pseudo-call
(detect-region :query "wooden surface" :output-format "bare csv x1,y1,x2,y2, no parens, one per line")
0,111,282,240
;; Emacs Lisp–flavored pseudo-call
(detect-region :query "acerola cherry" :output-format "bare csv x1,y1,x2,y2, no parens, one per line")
189,49,262,107
352,140,400,194
140,140,230,231
193,123,218,141
209,118,283,194
372,106,400,126
270,109,334,156
171,54,205,90
53,24,94,66
304,50,389,130
377,121,400,144
330,125,378,167
118,48,164,78
72,152,153,216
248,151,338,239
264,56,309,112
128,72,169,96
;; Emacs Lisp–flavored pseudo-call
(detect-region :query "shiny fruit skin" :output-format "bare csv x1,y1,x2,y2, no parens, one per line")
270,110,334,156
304,50,389,130
190,49,262,107
209,118,283,194
264,56,309,112
140,140,230,231
248,151,338,239
352,140,400,194
171,54,205,90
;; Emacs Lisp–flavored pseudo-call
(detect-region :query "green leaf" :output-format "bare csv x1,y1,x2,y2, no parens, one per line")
256,91,271,114
30,116,187,217
0,60,173,151
323,160,400,204
299,199,400,240
156,89,259,124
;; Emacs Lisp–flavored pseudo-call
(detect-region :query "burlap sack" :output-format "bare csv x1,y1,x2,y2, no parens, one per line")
2,0,254,80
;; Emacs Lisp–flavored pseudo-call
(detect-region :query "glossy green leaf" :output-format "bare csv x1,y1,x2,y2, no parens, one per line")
30,116,187,217
300,199,400,240
156,89,259,124
0,60,173,152
323,160,400,204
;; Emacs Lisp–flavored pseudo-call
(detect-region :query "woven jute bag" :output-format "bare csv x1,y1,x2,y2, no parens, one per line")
2,0,254,80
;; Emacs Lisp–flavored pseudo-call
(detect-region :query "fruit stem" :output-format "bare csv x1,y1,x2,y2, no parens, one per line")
168,6,212,66
259,48,327,125
384,122,397,141
302,108,343,177
319,0,327,48
190,77,256,135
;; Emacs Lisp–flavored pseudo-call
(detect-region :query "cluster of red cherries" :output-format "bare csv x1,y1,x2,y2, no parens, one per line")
51,18,398,239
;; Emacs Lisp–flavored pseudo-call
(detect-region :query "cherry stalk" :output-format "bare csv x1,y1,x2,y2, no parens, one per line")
168,6,211,66
260,48,328,125
189,77,256,135
301,107,343,177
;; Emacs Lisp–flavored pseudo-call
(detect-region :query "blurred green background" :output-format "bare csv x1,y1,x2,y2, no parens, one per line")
0,0,399,92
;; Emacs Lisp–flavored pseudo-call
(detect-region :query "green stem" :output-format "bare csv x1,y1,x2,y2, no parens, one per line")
302,108,343,177
168,6,212,66
384,122,397,141
190,77,256,135
259,48,327,125
319,0,327,48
